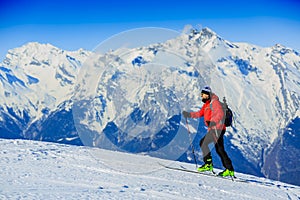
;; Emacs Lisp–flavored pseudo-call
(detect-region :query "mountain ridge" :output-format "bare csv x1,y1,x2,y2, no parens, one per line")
0,27,299,185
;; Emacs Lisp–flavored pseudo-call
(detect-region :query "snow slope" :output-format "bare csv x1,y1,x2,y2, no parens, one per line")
0,139,299,200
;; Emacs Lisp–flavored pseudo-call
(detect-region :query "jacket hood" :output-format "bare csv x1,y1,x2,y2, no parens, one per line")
210,93,219,101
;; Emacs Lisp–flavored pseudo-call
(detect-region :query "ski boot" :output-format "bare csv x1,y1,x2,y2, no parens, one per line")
218,169,234,177
197,163,213,172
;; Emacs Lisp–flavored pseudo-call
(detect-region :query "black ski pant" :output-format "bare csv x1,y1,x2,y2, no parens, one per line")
200,129,234,171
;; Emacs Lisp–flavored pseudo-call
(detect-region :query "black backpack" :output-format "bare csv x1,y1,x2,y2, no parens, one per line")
221,97,233,127
210,97,233,127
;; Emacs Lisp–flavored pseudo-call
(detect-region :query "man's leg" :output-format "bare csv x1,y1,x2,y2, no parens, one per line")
215,130,234,171
200,132,214,164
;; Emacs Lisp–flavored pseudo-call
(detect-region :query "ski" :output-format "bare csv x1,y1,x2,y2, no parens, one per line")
158,164,294,187
158,163,249,183
159,163,216,177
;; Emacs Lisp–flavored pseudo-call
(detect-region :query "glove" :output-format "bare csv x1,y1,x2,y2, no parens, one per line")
206,121,216,127
182,111,191,118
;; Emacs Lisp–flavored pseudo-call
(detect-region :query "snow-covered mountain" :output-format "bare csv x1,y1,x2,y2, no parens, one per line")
0,27,299,186
0,42,90,144
1,138,299,199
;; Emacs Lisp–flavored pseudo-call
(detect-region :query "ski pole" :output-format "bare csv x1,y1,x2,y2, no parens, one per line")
185,118,198,169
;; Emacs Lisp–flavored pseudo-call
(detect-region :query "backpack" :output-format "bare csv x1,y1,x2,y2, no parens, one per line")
210,97,233,127
220,97,233,127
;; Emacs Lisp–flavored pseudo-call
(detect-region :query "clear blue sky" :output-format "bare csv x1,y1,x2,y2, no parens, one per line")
1,0,300,60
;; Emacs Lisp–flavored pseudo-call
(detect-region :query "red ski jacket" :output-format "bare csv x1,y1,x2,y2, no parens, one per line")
190,94,226,131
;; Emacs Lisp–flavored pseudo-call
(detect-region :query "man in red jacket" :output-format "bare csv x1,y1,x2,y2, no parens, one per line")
182,86,234,177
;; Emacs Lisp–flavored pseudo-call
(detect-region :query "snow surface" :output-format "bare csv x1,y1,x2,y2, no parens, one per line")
0,139,299,200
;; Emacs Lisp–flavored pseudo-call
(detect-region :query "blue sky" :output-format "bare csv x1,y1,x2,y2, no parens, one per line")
1,0,300,60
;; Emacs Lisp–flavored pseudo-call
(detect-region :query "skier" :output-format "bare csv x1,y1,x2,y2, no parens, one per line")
182,86,234,177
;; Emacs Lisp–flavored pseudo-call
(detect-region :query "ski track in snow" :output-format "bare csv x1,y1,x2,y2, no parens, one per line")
0,139,299,200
